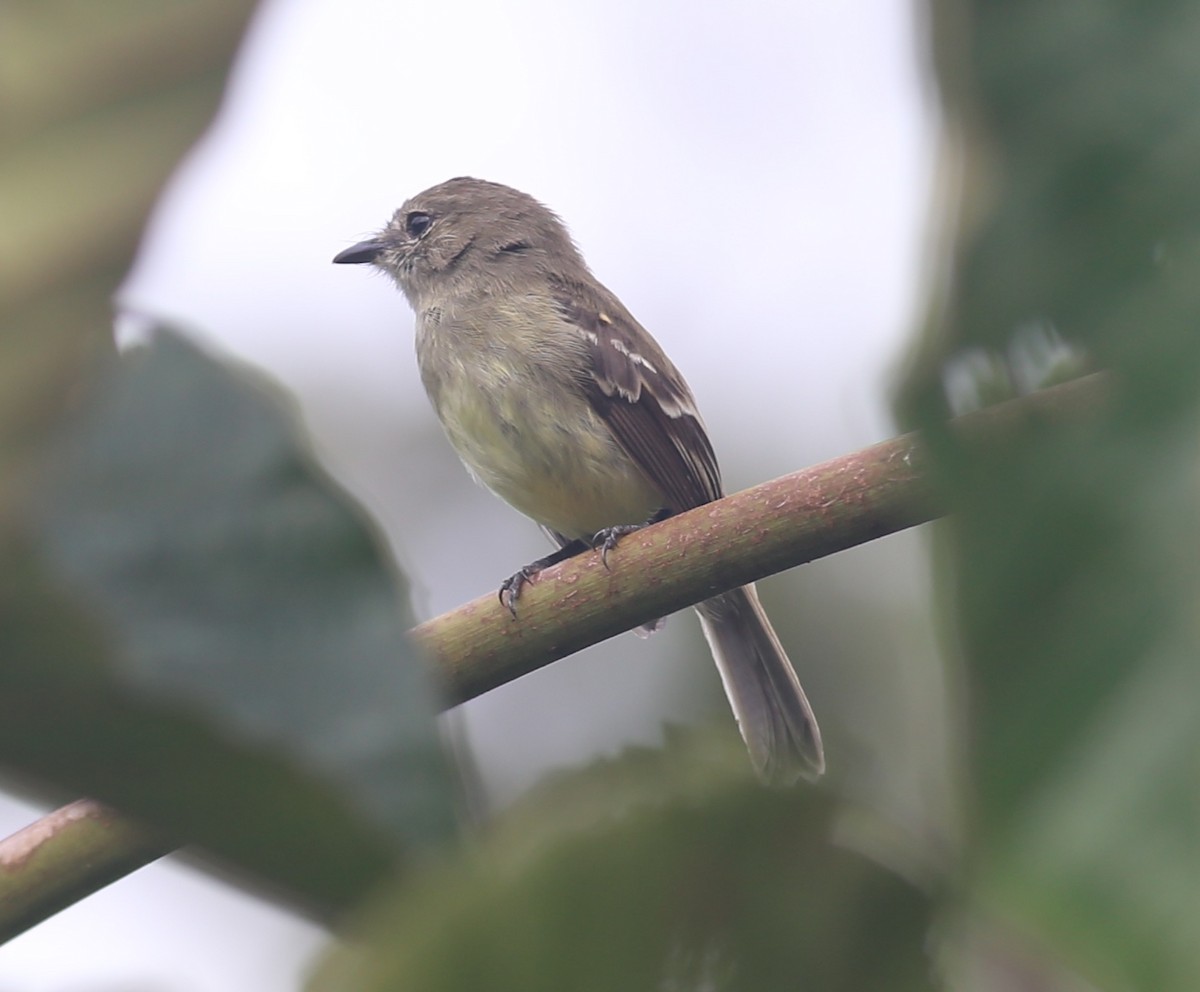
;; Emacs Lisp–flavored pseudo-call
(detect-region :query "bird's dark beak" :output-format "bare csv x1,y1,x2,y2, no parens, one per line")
332,239,386,265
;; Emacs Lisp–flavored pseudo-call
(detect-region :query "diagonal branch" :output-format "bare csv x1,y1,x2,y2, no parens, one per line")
0,372,1108,943
414,372,1107,704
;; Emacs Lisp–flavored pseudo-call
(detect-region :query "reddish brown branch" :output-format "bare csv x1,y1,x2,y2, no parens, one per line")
414,373,1107,704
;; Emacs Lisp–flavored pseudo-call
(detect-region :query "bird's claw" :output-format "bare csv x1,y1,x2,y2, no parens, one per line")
591,524,642,570
499,566,540,617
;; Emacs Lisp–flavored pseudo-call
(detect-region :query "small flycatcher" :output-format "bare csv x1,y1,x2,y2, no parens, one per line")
334,177,823,783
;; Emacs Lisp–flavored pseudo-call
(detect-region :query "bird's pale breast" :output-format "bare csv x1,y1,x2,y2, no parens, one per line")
416,301,661,539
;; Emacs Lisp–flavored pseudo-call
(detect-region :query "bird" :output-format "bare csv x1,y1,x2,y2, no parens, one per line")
334,177,823,783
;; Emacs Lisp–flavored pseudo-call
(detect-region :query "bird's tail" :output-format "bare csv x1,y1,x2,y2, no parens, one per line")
696,584,824,784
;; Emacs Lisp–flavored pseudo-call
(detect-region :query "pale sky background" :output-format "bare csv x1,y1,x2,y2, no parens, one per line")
1,0,941,988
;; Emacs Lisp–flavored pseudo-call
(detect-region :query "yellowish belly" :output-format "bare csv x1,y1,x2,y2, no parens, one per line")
434,373,661,540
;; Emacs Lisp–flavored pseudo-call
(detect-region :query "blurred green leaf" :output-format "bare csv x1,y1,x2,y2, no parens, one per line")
0,0,462,917
910,1,1200,989
312,735,935,992
0,0,258,475
0,332,456,910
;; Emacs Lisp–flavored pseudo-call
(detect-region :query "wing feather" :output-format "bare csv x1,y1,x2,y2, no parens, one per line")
550,276,722,512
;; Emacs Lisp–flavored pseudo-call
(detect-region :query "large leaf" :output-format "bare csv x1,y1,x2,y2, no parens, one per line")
908,1,1200,988
0,333,456,910
0,0,460,914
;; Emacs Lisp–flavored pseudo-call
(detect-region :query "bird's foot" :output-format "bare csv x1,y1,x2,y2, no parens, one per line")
590,508,673,569
498,540,587,617
590,524,645,569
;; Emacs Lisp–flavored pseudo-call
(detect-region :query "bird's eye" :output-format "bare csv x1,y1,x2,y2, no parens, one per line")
405,211,433,237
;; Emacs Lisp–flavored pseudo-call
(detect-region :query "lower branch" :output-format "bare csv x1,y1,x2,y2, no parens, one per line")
0,799,173,943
